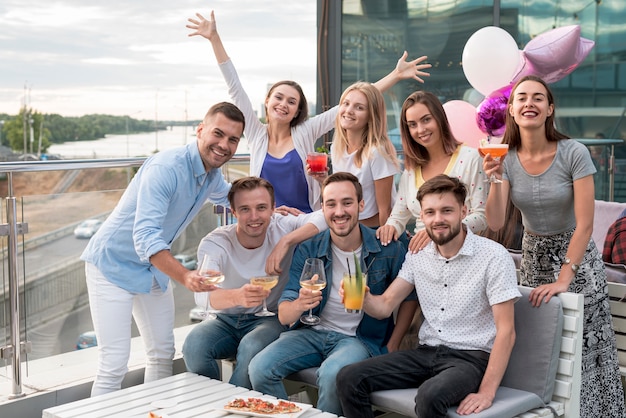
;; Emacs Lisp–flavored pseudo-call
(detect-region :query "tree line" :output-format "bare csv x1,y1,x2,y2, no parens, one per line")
0,108,193,155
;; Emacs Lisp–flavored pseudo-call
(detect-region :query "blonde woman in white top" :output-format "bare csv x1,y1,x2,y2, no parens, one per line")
329,82,400,228
187,10,431,212
377,91,488,253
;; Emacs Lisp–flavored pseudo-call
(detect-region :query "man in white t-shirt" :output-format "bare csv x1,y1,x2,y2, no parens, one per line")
336,174,521,418
182,176,327,389
249,172,411,415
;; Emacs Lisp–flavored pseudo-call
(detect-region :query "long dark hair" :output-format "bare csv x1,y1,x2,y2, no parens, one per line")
503,75,569,149
400,91,461,170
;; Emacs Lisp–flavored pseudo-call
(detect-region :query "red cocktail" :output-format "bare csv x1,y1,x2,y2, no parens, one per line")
307,152,328,175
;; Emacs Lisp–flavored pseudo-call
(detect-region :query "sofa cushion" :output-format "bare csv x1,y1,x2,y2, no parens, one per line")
501,286,563,403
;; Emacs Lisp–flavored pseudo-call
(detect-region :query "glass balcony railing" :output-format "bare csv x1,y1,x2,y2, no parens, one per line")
0,156,249,401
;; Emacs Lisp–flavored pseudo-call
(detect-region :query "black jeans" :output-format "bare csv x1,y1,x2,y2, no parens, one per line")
336,345,489,418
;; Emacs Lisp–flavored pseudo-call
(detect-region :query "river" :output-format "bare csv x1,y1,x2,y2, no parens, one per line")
48,125,251,159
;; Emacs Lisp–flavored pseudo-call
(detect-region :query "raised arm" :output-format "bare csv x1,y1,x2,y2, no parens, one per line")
373,51,431,93
483,154,509,231
187,10,228,63
485,180,510,232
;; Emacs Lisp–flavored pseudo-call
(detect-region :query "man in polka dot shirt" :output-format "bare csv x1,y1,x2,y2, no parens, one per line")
337,174,521,418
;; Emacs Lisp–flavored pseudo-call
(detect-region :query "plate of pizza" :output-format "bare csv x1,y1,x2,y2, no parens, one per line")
219,396,311,417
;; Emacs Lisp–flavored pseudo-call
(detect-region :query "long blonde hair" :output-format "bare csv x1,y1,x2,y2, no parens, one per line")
331,82,399,169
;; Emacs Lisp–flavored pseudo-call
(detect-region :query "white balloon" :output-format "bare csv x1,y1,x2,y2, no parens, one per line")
462,26,521,96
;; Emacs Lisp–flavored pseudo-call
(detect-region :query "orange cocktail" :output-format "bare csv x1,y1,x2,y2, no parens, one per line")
343,273,367,313
478,143,509,158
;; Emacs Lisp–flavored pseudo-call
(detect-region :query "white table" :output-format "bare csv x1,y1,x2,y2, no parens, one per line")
42,372,341,418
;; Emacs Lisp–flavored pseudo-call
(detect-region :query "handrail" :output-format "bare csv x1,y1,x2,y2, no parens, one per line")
0,154,252,173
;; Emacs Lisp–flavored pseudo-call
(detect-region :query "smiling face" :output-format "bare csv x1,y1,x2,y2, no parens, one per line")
232,187,275,248
509,79,554,130
265,83,301,125
321,180,363,239
420,191,467,247
196,112,243,170
338,89,370,133
404,102,442,150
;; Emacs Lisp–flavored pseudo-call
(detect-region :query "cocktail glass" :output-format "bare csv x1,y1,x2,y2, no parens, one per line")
306,152,328,175
250,275,279,317
478,142,509,183
343,273,367,313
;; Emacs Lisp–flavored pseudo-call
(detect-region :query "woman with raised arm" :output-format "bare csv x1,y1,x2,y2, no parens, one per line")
483,75,625,417
187,10,430,213
377,91,488,253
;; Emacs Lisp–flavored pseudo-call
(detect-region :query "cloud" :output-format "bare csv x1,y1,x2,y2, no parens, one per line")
0,0,317,120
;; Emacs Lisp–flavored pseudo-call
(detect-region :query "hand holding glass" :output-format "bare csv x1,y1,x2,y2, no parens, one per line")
250,275,279,317
343,273,367,313
478,142,509,183
299,258,326,325
197,254,224,320
306,152,328,175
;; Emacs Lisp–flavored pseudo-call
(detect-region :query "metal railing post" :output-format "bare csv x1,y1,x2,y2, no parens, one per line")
5,173,25,398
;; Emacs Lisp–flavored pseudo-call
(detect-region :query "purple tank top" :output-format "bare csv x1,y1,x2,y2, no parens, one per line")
260,149,312,213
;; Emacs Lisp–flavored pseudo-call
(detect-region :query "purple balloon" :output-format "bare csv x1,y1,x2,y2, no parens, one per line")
476,86,511,137
512,25,594,84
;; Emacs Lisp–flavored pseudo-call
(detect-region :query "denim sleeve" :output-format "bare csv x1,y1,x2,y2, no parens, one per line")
133,164,176,262
279,242,307,304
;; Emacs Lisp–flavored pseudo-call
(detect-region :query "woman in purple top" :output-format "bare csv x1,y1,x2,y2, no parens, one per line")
187,10,431,212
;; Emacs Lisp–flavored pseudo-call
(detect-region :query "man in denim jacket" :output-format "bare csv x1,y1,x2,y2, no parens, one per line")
249,172,413,415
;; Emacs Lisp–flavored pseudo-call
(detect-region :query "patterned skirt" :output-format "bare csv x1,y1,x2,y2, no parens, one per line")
520,230,625,417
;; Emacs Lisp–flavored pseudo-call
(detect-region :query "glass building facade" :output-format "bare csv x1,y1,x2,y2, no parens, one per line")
317,0,626,200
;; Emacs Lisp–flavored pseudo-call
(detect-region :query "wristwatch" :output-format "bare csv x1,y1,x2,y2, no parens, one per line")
563,257,580,274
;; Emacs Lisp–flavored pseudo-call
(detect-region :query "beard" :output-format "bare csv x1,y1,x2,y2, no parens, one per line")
329,215,358,238
426,221,462,246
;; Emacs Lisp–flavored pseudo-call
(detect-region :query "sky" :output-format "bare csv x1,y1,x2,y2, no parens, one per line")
0,0,318,122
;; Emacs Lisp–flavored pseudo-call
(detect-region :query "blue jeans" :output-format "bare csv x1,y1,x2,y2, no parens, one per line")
182,313,285,389
249,328,371,415
336,345,489,418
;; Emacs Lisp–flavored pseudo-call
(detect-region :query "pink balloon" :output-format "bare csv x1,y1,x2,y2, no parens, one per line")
443,100,485,149
512,25,594,84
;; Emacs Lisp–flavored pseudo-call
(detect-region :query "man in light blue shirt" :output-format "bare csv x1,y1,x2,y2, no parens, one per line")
81,102,245,396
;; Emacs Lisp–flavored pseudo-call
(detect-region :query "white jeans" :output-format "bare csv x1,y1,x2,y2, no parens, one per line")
85,262,175,396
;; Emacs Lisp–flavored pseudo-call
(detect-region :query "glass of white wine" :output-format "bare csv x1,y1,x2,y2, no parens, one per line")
299,258,326,325
250,275,279,317
197,254,225,320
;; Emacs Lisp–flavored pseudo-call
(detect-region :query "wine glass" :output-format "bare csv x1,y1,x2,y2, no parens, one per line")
299,258,326,325
250,275,279,317
196,254,225,320
478,139,509,183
